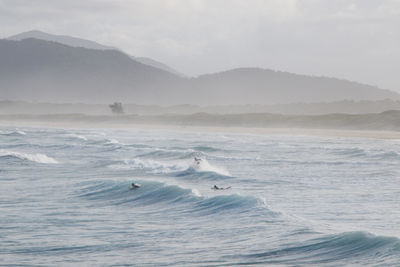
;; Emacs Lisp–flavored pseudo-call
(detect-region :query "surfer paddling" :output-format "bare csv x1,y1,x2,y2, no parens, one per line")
130,183,140,190
212,185,231,190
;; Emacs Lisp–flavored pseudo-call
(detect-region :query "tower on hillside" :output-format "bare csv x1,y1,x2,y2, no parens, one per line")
109,102,124,114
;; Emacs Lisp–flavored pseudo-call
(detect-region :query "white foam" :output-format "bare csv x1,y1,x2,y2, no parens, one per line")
110,158,186,173
0,130,26,136
110,157,230,176
193,158,231,176
192,188,202,197
66,134,88,141
106,138,120,144
0,150,59,164
15,130,27,135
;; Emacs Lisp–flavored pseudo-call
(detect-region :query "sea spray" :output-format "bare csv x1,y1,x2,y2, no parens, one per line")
0,149,59,164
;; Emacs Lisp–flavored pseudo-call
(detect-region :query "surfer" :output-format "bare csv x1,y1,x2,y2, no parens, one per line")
194,157,202,165
212,185,231,190
130,183,140,190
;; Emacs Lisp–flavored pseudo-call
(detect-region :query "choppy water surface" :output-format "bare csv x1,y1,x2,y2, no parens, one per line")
1,126,400,266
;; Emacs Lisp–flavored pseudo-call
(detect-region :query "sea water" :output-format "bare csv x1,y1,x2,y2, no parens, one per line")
1,126,400,266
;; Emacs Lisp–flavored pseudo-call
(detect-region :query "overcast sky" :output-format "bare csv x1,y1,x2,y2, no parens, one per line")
1,0,399,91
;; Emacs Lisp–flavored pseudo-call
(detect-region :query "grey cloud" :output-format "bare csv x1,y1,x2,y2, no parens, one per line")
0,0,399,90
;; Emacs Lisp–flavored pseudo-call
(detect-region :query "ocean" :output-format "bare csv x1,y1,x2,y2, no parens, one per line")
1,125,400,266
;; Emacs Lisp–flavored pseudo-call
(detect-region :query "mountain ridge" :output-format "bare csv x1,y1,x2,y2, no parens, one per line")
1,37,399,105
190,67,399,105
0,38,182,104
8,30,115,50
8,30,184,76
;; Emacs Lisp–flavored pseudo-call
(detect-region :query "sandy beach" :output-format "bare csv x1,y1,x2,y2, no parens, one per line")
1,118,400,140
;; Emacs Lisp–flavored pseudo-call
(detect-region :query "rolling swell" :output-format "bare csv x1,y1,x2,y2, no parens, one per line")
330,147,400,161
331,147,366,157
371,151,400,161
76,180,267,216
1,142,75,151
192,145,222,152
134,144,224,161
64,133,88,141
136,148,202,160
175,166,232,181
191,194,261,216
0,130,27,136
240,231,400,265
0,149,58,164
76,180,200,209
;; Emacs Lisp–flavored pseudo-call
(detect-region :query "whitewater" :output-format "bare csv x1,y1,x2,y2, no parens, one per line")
1,126,400,266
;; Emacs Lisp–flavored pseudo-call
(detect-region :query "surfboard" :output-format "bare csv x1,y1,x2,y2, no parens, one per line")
211,186,231,190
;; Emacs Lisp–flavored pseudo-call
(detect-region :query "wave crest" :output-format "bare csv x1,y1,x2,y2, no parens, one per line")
0,150,58,164
65,133,88,141
0,130,27,136
76,180,267,216
244,231,400,265
191,158,230,176
109,158,187,173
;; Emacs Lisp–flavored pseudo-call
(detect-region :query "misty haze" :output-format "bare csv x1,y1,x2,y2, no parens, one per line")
1,1,400,266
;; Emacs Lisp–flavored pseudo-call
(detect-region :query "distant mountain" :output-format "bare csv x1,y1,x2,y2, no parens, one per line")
8,30,115,50
0,38,182,104
1,37,399,105
8,30,183,76
189,68,400,105
134,57,185,77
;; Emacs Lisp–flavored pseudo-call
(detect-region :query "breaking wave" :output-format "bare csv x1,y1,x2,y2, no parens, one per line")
0,150,58,164
241,231,400,265
0,130,27,136
108,158,187,173
76,180,267,217
65,133,88,141
108,157,231,178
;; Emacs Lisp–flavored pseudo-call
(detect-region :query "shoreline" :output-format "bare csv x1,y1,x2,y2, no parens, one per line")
1,119,400,140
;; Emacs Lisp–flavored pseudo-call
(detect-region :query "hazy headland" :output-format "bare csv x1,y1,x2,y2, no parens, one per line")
1,33,399,105
1,31,400,138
